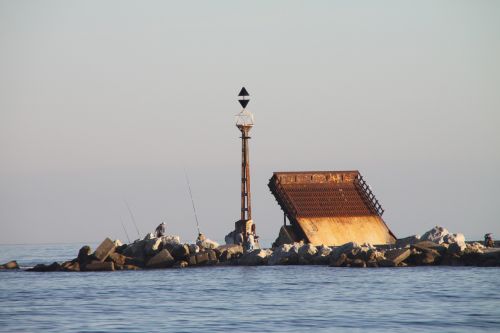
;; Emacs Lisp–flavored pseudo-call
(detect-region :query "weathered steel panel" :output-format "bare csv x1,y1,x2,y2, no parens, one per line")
297,216,396,246
268,171,396,246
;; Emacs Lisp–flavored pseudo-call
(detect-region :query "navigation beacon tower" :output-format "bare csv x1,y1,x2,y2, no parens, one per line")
235,87,255,241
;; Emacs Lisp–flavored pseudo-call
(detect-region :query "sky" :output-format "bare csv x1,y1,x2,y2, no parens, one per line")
1,1,499,245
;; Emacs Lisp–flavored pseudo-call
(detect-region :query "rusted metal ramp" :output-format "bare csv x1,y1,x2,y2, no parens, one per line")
268,171,396,246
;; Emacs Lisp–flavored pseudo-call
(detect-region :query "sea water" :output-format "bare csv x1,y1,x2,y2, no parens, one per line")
1,243,499,333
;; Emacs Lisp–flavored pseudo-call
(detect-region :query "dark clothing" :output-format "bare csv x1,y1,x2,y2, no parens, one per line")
155,224,165,238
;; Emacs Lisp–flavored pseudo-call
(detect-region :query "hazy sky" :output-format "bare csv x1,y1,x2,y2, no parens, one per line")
1,1,499,245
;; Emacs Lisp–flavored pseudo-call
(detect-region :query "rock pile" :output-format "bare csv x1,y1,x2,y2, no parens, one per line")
2,226,498,271
24,233,225,272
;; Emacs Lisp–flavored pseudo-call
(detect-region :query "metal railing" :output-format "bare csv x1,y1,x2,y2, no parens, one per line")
354,174,385,216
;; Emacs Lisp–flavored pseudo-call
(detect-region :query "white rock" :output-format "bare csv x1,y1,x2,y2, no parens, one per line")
443,233,466,247
421,226,450,244
316,245,332,257
198,239,219,250
144,238,162,256
239,249,272,265
298,244,318,259
465,242,485,254
144,233,156,240
114,239,123,247
161,235,181,246
268,243,299,265
330,242,360,260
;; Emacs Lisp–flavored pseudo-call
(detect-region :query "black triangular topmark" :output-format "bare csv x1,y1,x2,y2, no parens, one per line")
238,99,250,108
238,87,249,97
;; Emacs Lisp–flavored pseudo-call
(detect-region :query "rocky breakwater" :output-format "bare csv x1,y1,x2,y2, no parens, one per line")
23,233,225,272
229,226,500,268
3,226,498,271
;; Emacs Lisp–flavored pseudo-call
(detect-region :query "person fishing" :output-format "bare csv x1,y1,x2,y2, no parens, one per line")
196,233,206,246
484,233,494,248
155,222,166,238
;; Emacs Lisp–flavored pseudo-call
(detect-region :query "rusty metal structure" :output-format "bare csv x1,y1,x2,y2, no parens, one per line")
235,87,255,241
269,171,396,246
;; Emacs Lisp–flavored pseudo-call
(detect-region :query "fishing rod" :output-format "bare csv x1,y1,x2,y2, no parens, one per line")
124,199,141,239
119,215,131,243
183,169,201,235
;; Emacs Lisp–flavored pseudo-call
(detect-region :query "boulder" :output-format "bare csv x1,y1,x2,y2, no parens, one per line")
443,233,466,247
144,233,155,240
351,259,366,268
239,249,272,265
194,252,210,265
421,226,450,244
93,238,116,262
465,242,485,254
66,262,80,271
0,260,19,269
217,244,244,262
447,242,466,255
330,242,359,262
414,250,440,265
312,245,332,265
441,253,463,266
188,244,200,255
144,238,162,256
395,235,421,248
146,249,175,268
123,240,146,259
329,253,347,267
124,257,145,267
207,250,218,263
298,244,318,264
115,244,128,254
77,245,92,265
28,262,62,272
383,248,411,266
411,241,447,255
109,252,127,266
268,243,299,265
60,261,80,272
188,255,197,266
85,261,115,271
114,239,123,247
198,239,220,250
160,235,181,246
170,244,190,261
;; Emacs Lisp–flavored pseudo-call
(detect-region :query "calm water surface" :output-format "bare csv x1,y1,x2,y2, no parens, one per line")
1,244,499,333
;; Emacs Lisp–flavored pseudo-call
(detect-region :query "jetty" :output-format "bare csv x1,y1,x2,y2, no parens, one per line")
1,225,498,272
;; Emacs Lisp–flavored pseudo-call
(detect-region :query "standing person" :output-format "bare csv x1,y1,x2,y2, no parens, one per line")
196,233,206,247
485,233,494,248
155,222,166,238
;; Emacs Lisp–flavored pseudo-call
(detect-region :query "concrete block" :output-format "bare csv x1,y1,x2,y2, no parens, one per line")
146,249,174,268
384,248,411,265
207,250,218,262
195,252,210,265
94,238,116,262
85,261,115,271
0,261,19,269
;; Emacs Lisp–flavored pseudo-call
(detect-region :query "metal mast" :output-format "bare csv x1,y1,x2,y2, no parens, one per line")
235,87,254,238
